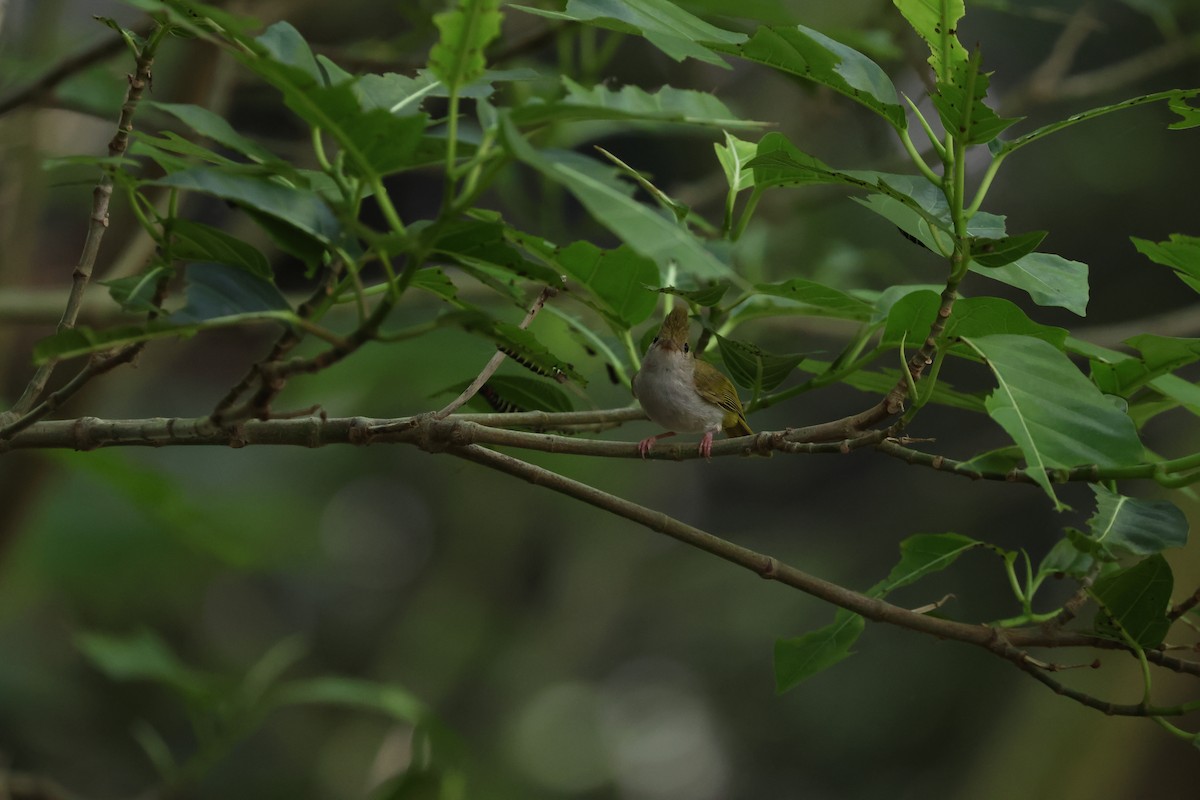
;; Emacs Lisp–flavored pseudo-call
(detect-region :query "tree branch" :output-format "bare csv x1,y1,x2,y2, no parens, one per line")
0,20,156,117
5,24,167,419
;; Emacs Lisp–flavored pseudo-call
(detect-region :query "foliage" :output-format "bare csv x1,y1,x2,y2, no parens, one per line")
3,0,1200,795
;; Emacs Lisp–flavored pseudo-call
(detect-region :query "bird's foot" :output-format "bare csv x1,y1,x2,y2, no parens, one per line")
698,431,715,461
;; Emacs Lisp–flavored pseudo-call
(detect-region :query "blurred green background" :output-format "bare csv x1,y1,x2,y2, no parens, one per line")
2,0,1200,797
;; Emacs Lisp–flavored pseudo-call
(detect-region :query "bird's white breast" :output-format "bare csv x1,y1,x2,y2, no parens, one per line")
633,348,726,433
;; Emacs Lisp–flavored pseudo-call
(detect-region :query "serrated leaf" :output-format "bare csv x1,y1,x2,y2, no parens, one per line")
501,114,735,281
962,334,1145,509
1086,484,1188,557
892,0,967,83
710,24,905,129
512,0,744,68
713,333,805,392
512,77,766,128
434,219,566,288
753,277,874,320
410,267,458,301
971,230,1047,268
429,0,503,93
171,219,271,278
1091,554,1173,649
243,26,432,180
870,532,981,596
774,610,864,692
1133,233,1200,294
931,50,1022,145
555,241,659,327
1167,93,1200,129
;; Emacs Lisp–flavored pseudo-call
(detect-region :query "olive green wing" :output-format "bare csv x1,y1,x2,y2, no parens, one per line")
693,359,752,436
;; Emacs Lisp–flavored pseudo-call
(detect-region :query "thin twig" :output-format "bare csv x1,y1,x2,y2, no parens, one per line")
210,263,342,426
0,20,156,117
6,24,167,418
1169,585,1200,622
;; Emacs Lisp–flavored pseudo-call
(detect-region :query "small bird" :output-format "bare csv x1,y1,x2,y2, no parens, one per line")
632,306,752,459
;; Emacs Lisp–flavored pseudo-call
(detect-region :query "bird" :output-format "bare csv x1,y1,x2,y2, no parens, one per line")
631,306,752,459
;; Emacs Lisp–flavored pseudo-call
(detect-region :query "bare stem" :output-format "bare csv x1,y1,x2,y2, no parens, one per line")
7,23,168,417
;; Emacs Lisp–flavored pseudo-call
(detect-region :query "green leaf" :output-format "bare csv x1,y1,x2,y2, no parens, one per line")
451,374,576,414
714,131,759,194
429,0,503,93
449,311,586,386
1036,537,1095,580
774,610,864,692
884,292,1068,349
1133,233,1200,294
501,115,735,281
511,77,766,128
892,0,967,83
931,50,1022,145
996,89,1200,157
1093,335,1200,398
76,629,214,699
869,532,981,596
149,101,279,164
971,252,1089,317
961,334,1145,508
555,241,659,327
104,266,171,313
243,27,432,180
172,263,290,324
753,277,875,321
710,24,905,129
152,167,342,247
512,0,745,68
434,219,567,289
1090,554,1173,649
171,219,272,278
881,289,940,346
270,676,427,722
747,133,839,189
1167,93,1200,129
659,281,729,307
971,230,1048,268
713,333,805,392
945,297,1068,346
256,18,323,78
1086,484,1188,557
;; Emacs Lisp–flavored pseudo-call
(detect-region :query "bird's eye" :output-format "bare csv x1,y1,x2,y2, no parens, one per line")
652,336,660,344
683,343,690,353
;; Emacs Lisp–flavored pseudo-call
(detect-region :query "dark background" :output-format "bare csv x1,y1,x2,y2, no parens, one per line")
1,0,1199,797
